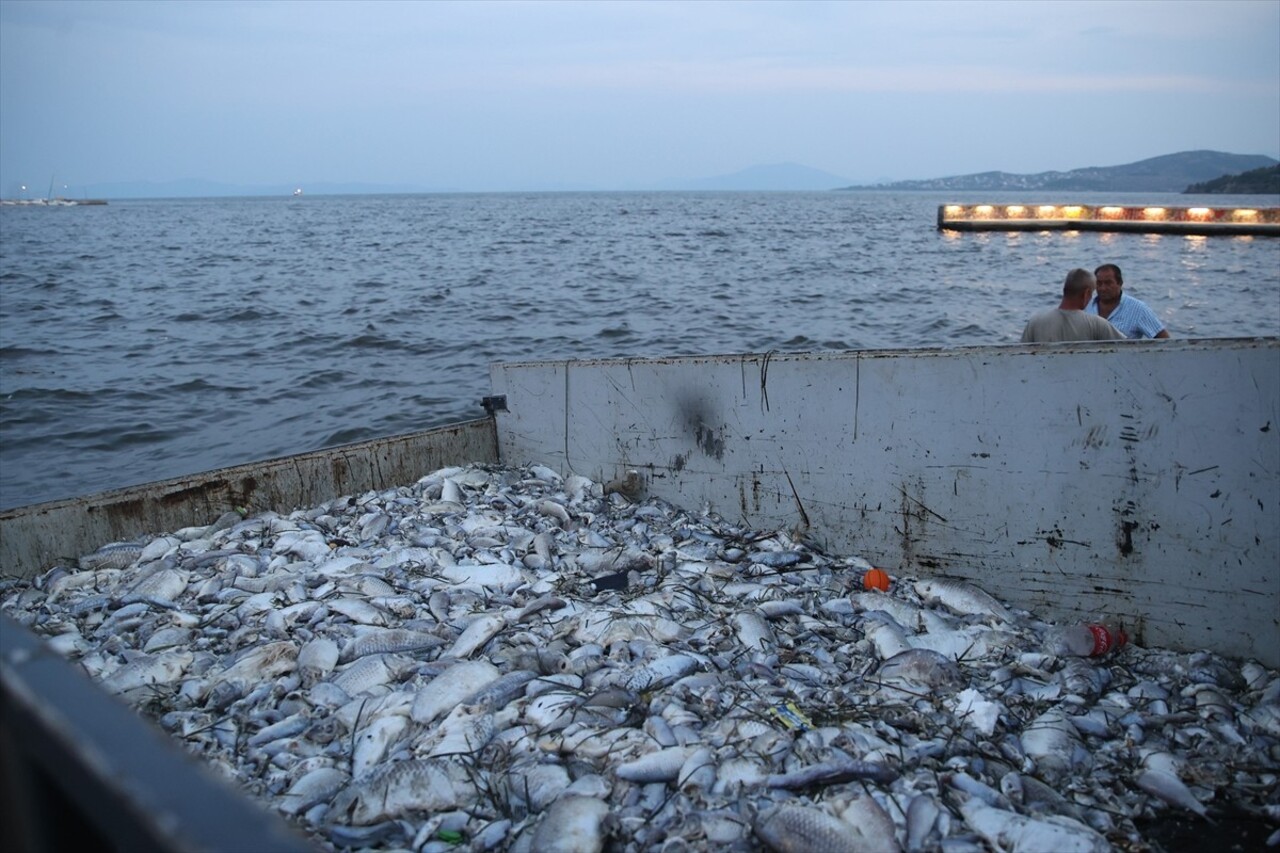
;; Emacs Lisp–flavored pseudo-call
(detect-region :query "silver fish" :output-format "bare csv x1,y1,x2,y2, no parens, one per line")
876,648,966,693
834,793,901,853
733,612,776,653
279,766,348,816
338,628,444,663
100,650,193,695
329,758,472,825
79,542,144,571
529,794,613,853
616,746,698,783
325,597,389,627
296,637,340,685
331,653,416,697
766,758,899,789
410,659,501,724
464,670,538,710
1020,708,1088,781
623,654,701,692
914,577,1013,622
444,613,507,659
958,796,1109,853
754,804,863,853
352,715,409,778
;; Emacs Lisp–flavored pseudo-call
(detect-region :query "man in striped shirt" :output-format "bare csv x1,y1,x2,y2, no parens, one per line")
1087,264,1170,339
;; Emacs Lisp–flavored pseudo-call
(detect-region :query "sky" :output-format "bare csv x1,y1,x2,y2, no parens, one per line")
1,0,1277,194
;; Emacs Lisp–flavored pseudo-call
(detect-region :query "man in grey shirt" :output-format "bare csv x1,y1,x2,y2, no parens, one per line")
1022,268,1127,343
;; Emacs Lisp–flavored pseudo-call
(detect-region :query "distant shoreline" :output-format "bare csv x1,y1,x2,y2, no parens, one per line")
0,198,107,206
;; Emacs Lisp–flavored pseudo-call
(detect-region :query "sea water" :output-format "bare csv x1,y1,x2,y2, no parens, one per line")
2,190,1277,509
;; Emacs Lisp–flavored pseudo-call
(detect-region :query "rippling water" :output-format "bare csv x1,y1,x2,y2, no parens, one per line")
2,191,1278,509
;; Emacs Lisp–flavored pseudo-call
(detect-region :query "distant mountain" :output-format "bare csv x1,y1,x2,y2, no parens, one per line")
75,166,858,198
675,162,854,191
1185,164,1280,194
841,151,1279,193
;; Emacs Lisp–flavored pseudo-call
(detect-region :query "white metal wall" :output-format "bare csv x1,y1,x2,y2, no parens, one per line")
492,339,1280,665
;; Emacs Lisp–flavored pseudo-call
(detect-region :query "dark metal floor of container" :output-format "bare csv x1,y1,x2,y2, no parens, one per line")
1135,805,1276,853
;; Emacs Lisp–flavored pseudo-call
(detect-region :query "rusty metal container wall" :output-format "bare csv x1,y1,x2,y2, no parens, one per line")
0,418,498,581
490,339,1280,666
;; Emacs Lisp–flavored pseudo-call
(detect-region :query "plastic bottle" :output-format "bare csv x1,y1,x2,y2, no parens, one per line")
1045,622,1128,657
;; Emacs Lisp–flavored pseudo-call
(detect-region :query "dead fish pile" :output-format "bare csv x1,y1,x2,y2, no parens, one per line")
3,462,1278,853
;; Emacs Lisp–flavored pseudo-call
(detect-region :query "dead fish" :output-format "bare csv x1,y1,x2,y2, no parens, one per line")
352,715,409,778
524,691,580,731
1134,768,1208,818
410,659,501,724
142,626,194,653
914,577,1013,623
46,568,120,602
529,794,613,853
211,640,298,687
536,498,572,525
733,612,776,653
853,590,922,629
755,804,864,853
616,746,698,783
425,703,499,757
905,793,941,852
279,766,348,816
100,650,194,695
325,597,390,627
623,654,701,692
246,713,311,748
876,648,966,693
834,793,902,853
463,669,538,710
1135,750,1208,818
331,653,417,698
745,550,805,569
79,542,145,571
120,566,190,605
440,477,464,504
444,613,507,659
766,758,899,789
677,745,716,791
297,637,340,685
1020,708,1088,781
330,758,472,824
339,628,444,663
958,796,1110,853
495,761,572,819
861,611,914,660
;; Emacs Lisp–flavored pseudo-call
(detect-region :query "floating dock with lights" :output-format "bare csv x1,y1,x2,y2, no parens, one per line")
937,203,1280,236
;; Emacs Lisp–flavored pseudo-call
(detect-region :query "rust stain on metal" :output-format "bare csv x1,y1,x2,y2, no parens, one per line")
158,482,223,508
1118,519,1139,556
695,424,725,460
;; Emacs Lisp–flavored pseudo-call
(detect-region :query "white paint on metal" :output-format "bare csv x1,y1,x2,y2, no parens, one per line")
492,339,1280,665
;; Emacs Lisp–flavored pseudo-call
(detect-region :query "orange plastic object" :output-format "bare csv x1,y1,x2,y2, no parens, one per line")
863,568,891,591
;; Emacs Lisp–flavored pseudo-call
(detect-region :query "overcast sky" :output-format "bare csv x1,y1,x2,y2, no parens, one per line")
1,0,1277,193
